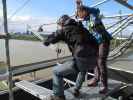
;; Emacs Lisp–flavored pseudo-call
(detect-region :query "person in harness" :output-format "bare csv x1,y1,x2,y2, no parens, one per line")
76,0,112,94
43,15,98,100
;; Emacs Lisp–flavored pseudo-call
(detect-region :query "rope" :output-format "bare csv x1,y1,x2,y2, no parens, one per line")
90,0,111,7
111,16,133,36
0,0,31,31
34,16,131,37
106,16,129,30
108,32,133,60
113,21,131,37
8,0,31,19
103,13,133,19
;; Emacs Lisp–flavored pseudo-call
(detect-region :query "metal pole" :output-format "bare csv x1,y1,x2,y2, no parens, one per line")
2,0,14,100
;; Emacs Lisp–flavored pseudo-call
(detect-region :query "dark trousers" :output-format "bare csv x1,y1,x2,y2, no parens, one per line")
94,42,110,88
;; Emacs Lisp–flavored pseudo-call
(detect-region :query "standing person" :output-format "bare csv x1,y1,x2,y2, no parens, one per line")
43,15,98,100
76,0,112,94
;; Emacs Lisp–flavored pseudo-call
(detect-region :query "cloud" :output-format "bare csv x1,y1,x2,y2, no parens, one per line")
7,15,57,33
0,14,57,33
10,15,31,22
3,14,132,36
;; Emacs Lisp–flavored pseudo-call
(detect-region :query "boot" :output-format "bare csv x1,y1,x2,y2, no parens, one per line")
72,88,80,97
87,78,98,87
99,76,108,94
49,95,65,100
99,87,108,94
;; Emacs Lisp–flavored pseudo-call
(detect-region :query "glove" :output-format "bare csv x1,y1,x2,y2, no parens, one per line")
43,41,50,46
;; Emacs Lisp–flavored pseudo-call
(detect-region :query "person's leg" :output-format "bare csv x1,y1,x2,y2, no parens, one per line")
87,66,100,86
98,42,110,94
75,71,86,90
52,60,77,97
98,56,108,90
72,71,86,97
94,66,99,80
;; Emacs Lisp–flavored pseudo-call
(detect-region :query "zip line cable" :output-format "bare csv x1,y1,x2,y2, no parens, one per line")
106,16,129,30
8,0,31,19
91,0,111,7
111,16,133,35
0,0,31,30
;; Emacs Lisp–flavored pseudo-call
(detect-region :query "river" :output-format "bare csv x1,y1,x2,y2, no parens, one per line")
0,39,133,67
0,39,71,66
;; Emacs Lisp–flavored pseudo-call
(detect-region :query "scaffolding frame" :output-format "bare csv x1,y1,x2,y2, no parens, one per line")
2,0,14,100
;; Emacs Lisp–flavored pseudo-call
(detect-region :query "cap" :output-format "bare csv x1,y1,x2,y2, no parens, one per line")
57,15,70,25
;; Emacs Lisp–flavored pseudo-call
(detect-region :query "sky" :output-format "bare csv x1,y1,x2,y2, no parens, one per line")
0,0,132,33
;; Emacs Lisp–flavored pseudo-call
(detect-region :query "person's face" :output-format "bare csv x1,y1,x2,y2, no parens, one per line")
77,10,88,19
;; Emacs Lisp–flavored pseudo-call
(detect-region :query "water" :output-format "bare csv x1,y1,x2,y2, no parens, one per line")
0,39,132,66
128,54,133,60
0,39,71,66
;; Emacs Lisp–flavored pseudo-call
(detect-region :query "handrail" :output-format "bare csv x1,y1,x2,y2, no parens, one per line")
112,21,131,37
106,16,129,30
12,56,72,76
103,13,133,19
108,33,133,60
111,16,133,36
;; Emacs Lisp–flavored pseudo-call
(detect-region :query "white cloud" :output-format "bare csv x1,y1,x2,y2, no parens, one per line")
0,14,57,33
7,15,57,33
5,14,133,36
10,15,31,22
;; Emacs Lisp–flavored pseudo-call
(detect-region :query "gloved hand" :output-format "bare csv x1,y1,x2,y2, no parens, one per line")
43,41,50,46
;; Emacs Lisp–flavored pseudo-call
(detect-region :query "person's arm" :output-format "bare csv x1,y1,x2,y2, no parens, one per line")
75,0,83,18
76,0,83,8
44,29,64,46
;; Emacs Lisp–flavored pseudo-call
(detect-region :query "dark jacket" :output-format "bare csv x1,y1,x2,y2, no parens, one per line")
44,19,98,71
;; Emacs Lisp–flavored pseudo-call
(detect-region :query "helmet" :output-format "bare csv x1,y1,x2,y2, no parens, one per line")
57,15,70,25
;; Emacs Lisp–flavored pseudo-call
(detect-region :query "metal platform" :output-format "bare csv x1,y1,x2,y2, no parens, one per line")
64,80,121,100
15,80,53,100
15,79,122,100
